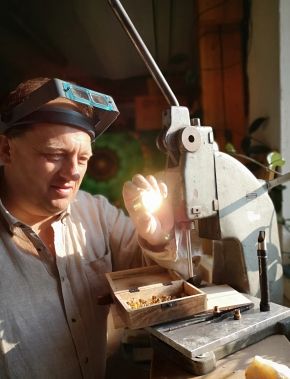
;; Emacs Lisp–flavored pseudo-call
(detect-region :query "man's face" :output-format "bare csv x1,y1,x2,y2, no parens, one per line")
2,123,92,220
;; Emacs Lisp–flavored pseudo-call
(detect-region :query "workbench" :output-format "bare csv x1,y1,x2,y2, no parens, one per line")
147,292,290,378
106,288,290,378
150,334,290,378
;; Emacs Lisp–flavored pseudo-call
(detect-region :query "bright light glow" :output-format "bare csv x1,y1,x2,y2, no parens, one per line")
140,189,163,213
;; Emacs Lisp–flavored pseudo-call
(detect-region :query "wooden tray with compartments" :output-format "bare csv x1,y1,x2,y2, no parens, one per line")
105,265,207,329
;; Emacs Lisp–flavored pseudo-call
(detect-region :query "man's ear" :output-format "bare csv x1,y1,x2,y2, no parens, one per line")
0,135,12,164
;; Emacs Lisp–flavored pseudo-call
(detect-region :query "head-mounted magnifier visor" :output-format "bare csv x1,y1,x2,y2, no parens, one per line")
0,79,120,140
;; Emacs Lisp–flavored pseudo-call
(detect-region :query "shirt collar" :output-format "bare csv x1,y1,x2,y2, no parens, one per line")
0,197,20,233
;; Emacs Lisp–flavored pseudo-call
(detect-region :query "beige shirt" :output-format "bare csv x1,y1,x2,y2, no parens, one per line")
0,189,177,379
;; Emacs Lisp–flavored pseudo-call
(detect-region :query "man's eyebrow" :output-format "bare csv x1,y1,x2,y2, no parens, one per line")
41,146,93,157
40,146,66,152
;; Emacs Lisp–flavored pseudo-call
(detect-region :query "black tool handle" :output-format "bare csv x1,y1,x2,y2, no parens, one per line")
257,231,270,311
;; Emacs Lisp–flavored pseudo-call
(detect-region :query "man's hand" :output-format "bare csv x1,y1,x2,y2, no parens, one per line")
123,174,174,248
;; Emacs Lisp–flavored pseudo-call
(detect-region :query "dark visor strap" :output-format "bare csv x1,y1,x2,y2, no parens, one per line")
7,106,97,139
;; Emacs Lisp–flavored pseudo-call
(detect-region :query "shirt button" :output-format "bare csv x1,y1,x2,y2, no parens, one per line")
84,357,89,364
71,318,77,323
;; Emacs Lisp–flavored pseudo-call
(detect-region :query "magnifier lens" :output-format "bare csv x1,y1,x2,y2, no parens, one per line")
70,87,90,101
90,93,108,106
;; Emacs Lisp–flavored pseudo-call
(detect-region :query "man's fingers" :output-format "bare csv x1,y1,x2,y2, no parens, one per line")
146,175,160,193
137,213,157,235
159,182,168,198
127,174,167,197
122,181,141,199
131,174,151,190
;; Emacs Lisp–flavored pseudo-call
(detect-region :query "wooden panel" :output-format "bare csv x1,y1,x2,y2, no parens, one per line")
198,0,244,24
135,95,168,131
222,26,247,149
199,25,225,144
197,0,247,150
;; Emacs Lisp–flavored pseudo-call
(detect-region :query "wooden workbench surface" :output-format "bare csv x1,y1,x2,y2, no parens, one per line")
150,334,290,378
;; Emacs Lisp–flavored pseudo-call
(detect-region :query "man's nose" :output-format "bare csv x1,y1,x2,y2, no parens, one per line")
70,170,81,181
61,159,81,181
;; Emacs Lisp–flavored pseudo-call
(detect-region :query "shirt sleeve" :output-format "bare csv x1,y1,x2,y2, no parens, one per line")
77,191,189,277
138,232,192,279
96,194,183,274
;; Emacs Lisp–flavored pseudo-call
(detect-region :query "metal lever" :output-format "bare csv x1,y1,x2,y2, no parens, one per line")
107,0,179,107
266,172,290,190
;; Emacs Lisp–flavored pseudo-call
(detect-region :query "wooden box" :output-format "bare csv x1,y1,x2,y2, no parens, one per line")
106,265,207,329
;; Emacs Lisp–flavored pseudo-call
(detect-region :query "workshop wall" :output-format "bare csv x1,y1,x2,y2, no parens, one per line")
197,0,249,150
248,0,280,151
247,0,290,225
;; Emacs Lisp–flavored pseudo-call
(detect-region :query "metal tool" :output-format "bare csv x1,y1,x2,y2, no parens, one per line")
108,1,290,375
257,230,270,311
107,0,290,305
159,303,254,333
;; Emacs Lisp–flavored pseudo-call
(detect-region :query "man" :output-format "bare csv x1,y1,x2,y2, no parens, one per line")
0,78,176,378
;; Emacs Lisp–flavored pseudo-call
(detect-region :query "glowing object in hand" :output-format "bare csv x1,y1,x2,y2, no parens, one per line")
133,189,163,213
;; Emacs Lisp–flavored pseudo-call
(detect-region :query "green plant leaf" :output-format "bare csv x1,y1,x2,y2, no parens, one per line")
267,151,285,168
225,142,236,154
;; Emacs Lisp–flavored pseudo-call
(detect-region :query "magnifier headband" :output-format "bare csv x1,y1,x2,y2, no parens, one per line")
0,79,119,140
11,106,96,139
